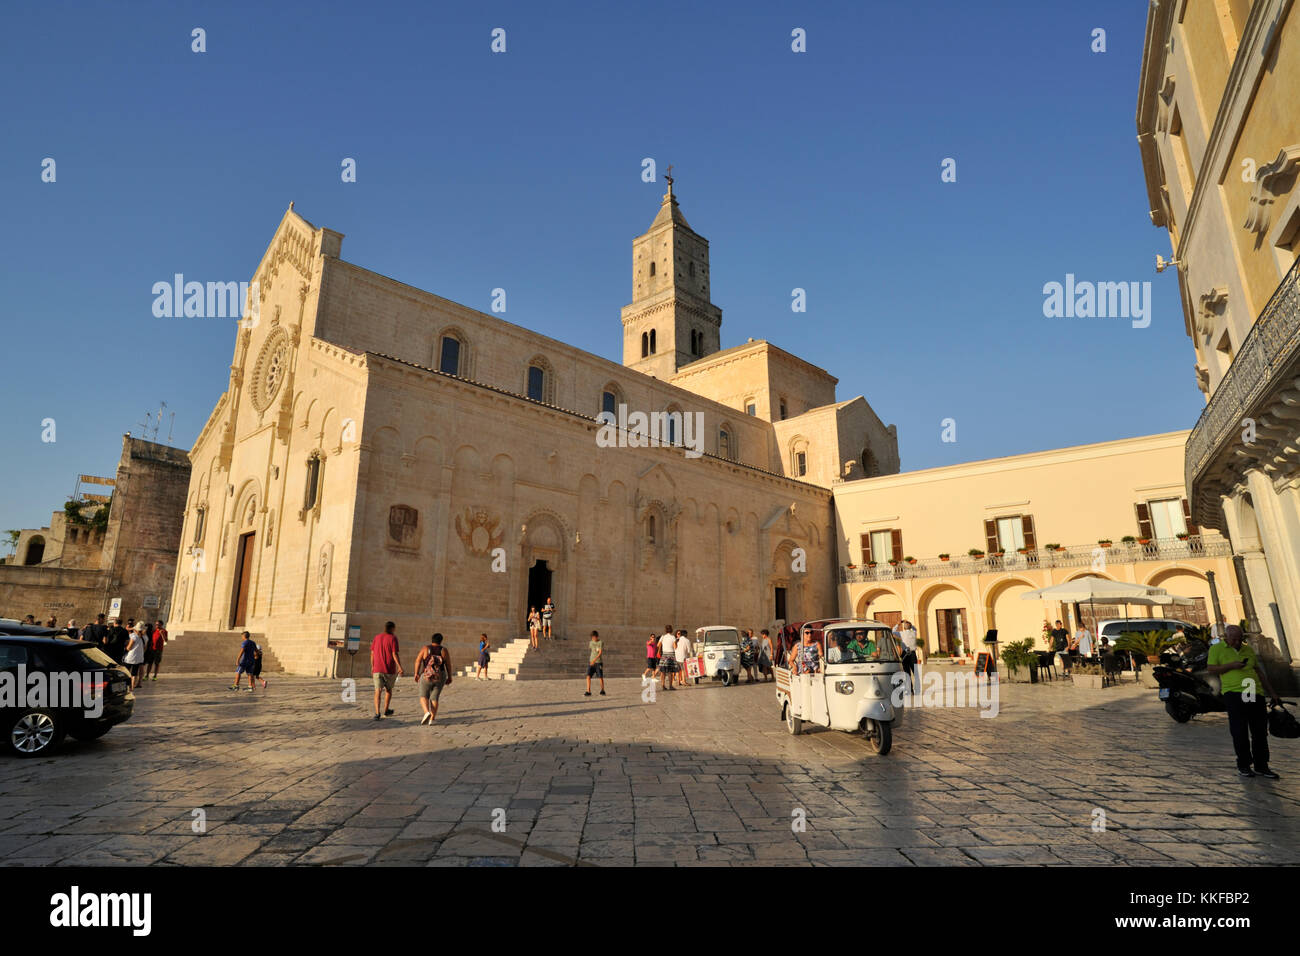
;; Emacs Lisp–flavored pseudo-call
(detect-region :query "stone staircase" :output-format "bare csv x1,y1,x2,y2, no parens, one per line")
454,635,602,680
161,630,285,675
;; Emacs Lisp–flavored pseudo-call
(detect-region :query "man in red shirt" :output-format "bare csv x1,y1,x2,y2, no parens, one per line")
146,619,168,681
371,621,404,720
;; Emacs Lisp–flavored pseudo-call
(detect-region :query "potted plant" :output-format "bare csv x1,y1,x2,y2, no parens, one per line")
1072,661,1107,690
1176,532,1190,541
1098,539,1113,547
1121,535,1137,545
991,548,1006,557
905,555,917,565
938,553,950,561
1137,537,1151,545
1017,547,1029,554
999,638,1038,682
888,558,900,566
866,561,877,568
1044,543,1062,552
968,548,985,558
846,563,857,569
1113,629,1177,665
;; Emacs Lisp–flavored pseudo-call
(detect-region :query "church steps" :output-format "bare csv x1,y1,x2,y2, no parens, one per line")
156,631,285,675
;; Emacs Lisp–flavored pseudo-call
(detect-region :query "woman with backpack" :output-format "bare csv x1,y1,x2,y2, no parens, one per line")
414,633,453,725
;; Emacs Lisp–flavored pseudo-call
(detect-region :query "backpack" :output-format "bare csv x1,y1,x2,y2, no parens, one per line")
421,644,446,682
1268,701,1300,739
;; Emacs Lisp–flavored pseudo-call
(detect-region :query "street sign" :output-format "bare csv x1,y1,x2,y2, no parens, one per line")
109,597,122,618
346,625,361,652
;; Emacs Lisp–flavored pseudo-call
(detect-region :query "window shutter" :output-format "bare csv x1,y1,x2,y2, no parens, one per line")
1135,502,1153,538
1021,514,1037,550
1181,498,1198,536
984,518,998,552
890,529,903,561
860,533,872,564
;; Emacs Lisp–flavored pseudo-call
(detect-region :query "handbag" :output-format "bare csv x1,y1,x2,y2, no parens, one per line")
1268,701,1300,739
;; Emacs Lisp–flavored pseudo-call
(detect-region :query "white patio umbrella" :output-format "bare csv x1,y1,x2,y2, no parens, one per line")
1021,575,1197,655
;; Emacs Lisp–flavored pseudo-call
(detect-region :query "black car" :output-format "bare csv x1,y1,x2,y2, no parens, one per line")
1,636,135,757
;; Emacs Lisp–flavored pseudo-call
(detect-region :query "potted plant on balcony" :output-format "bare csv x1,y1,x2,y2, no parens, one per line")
866,561,877,568
968,548,984,558
1098,539,1113,548
1176,532,1190,541
991,548,1006,557
1016,547,1029,555
905,555,917,565
888,558,900,567
1044,543,1063,552
846,563,857,570
1113,629,1178,665
1120,535,1136,545
1136,535,1151,545
939,553,950,561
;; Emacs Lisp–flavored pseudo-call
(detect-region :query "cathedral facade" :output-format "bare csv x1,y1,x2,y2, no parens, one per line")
168,183,899,675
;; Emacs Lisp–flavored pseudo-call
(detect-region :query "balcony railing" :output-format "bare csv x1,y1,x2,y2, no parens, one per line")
1186,257,1300,511
838,535,1231,584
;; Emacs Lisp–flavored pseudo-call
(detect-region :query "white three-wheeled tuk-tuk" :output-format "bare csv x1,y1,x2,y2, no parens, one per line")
694,626,742,686
774,619,905,754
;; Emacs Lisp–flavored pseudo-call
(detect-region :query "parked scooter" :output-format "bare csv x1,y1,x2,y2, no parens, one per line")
1152,638,1224,723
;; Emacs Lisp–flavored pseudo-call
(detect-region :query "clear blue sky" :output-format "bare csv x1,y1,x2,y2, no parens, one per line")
0,0,1191,542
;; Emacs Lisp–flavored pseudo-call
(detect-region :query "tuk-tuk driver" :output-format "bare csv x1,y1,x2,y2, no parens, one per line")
848,629,879,660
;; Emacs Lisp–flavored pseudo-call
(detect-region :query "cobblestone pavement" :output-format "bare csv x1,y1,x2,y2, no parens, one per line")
2,671,1299,866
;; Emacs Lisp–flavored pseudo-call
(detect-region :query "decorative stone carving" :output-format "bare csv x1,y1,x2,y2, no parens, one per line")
1245,145,1300,234
455,507,503,555
1195,286,1228,341
250,327,291,412
312,542,333,611
387,504,421,551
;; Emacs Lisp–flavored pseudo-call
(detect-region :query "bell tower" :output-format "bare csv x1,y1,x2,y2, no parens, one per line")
621,172,722,378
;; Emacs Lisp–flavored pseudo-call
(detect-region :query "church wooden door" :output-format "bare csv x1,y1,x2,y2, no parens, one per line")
230,532,255,628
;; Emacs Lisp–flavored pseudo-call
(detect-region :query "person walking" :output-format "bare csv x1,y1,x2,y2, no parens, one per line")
658,626,678,691
146,620,168,681
123,623,147,688
542,598,556,641
230,631,258,692
675,628,694,686
1208,624,1282,779
476,634,491,680
585,630,606,696
740,629,759,683
1051,620,1072,676
141,621,156,678
758,629,774,682
528,607,541,649
643,633,659,679
895,619,919,693
251,640,268,689
370,621,404,719
413,633,452,725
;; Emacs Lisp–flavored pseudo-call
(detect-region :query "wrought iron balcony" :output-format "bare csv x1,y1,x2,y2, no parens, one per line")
838,535,1231,584
1185,257,1300,529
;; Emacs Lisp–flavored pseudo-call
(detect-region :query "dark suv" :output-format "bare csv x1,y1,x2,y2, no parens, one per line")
1,636,135,757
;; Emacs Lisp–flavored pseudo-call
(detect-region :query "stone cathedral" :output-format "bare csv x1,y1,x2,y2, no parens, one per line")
169,179,899,675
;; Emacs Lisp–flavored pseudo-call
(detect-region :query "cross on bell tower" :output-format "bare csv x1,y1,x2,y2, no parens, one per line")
621,171,722,378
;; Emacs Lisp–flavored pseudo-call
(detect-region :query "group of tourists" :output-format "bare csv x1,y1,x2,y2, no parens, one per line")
367,621,454,725
525,598,557,649
45,612,169,689
642,626,776,690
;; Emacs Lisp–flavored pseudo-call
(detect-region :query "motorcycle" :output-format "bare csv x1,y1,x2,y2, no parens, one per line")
1152,638,1224,723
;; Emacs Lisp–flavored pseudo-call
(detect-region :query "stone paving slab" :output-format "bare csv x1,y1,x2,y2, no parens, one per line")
2,674,1299,866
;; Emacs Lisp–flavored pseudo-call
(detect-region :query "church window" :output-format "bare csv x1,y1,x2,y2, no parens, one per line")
525,356,556,403
649,261,656,277
527,365,545,401
439,335,461,375
719,426,734,460
689,261,695,278
601,384,624,417
193,505,207,545
647,515,656,543
649,329,656,354
796,452,807,477
641,332,649,358
304,453,322,511
744,400,756,416
779,398,788,420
